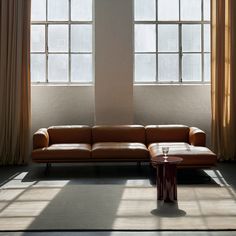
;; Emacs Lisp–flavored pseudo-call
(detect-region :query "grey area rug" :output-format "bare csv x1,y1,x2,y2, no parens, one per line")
0,172,236,230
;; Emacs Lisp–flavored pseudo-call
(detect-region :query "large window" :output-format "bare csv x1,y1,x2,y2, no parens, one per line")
31,0,93,83
134,0,211,83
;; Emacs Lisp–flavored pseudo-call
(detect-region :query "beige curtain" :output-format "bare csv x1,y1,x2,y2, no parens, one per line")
0,0,31,165
211,0,236,160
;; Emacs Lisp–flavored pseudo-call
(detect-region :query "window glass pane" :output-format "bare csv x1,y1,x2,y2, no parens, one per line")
31,54,46,82
48,25,68,52
182,54,201,81
31,25,45,52
204,53,210,82
204,24,210,52
204,0,210,21
135,25,156,52
48,0,69,21
182,25,201,52
31,0,46,21
135,54,156,82
181,0,201,21
158,54,179,82
71,54,92,82
134,0,156,21
71,25,92,52
48,54,68,82
158,25,178,52
71,0,92,21
158,0,179,21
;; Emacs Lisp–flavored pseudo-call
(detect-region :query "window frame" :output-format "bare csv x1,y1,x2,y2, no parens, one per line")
31,0,93,84
134,0,211,84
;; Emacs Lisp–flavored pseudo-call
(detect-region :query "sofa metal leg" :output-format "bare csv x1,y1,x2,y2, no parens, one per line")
149,163,156,185
45,163,51,175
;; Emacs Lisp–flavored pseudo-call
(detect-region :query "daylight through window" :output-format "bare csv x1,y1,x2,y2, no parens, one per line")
134,0,211,83
31,0,93,83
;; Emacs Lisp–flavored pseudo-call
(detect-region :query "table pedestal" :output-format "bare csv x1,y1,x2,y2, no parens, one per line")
151,156,183,203
157,163,177,202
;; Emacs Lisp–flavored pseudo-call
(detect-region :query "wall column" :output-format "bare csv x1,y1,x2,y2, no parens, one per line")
94,0,133,124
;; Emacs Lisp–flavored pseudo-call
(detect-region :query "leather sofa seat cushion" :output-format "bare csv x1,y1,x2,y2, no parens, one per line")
92,125,145,143
145,125,190,145
149,142,217,166
92,142,149,159
48,125,91,144
32,144,91,160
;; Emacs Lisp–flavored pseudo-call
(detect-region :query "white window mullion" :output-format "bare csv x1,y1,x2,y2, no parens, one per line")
69,0,71,83
156,0,158,83
46,0,48,82
201,0,204,83
179,24,182,83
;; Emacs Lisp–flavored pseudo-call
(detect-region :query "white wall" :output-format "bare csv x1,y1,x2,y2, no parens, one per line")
134,85,212,146
32,84,211,145
31,85,94,133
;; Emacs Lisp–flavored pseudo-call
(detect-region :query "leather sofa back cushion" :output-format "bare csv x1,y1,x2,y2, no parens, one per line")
92,125,146,143
145,125,189,144
48,125,91,144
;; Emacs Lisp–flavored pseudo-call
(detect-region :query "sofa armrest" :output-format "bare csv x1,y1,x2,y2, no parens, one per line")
189,127,206,146
33,128,49,149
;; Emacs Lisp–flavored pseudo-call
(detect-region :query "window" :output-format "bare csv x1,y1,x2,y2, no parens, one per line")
134,0,211,83
31,0,93,83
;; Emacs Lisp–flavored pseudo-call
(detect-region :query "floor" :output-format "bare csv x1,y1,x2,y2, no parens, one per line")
0,232,235,236
0,162,236,236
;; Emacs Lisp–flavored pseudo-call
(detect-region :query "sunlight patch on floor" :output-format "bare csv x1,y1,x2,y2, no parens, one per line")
112,184,236,230
204,169,230,186
0,172,66,230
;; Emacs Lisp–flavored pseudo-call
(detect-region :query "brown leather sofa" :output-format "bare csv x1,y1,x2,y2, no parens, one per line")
32,124,217,168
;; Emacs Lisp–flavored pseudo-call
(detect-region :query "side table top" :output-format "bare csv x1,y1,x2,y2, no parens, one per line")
151,156,183,166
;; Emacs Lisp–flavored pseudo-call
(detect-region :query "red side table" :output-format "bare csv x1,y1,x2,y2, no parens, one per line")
151,156,183,202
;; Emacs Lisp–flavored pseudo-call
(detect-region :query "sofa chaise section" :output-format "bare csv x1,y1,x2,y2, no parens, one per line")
146,125,217,168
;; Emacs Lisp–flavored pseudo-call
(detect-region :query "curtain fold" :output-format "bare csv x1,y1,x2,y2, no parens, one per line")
0,0,31,165
211,0,236,160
